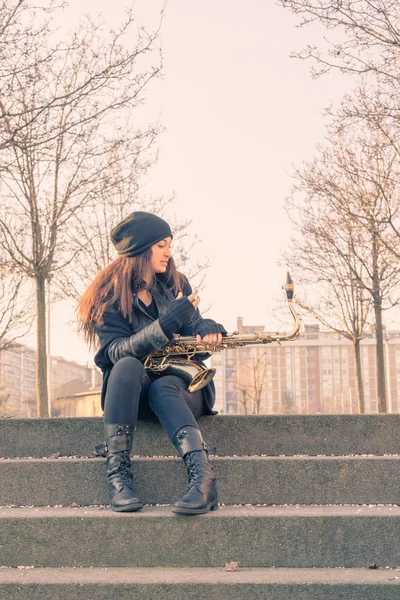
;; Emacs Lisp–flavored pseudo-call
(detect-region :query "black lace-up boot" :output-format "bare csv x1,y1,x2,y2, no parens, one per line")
102,424,143,512
172,426,218,515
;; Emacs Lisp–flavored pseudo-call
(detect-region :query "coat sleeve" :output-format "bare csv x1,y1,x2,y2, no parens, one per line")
94,309,170,366
180,275,227,339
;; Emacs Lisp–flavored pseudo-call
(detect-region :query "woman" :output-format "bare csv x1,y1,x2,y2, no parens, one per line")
78,211,227,515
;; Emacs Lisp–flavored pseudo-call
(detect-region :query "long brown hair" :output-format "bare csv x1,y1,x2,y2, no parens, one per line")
78,249,182,349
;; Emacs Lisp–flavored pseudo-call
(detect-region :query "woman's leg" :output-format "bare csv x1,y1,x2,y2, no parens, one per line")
103,357,150,512
147,375,218,515
146,375,204,440
104,356,151,425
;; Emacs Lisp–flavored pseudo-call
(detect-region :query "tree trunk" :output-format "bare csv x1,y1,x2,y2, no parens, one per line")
373,296,387,413
241,389,249,415
371,230,386,413
35,274,49,417
354,339,365,413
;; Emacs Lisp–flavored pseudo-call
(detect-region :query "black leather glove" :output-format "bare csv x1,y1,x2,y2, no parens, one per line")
159,296,195,339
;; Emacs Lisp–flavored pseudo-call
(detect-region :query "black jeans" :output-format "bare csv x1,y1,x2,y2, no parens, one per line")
103,356,206,441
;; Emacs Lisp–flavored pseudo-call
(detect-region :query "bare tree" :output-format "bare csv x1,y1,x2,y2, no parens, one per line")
339,110,400,260
236,347,269,415
0,266,33,351
237,387,251,415
285,125,400,412
283,200,372,412
280,0,400,84
0,0,66,151
56,181,211,303
0,6,164,416
277,1,400,412
282,389,298,414
0,385,11,417
280,1,400,127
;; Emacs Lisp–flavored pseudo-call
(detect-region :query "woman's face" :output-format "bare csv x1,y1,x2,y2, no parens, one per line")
150,236,173,274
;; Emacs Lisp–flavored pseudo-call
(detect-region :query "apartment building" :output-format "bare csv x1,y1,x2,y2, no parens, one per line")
0,343,100,417
211,319,400,415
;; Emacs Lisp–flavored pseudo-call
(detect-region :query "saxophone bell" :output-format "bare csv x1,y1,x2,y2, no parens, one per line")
144,355,216,392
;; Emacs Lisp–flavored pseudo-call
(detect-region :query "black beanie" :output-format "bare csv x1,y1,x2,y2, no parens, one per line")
110,211,173,257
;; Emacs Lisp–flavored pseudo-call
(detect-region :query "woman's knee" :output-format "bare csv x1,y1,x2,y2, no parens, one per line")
109,356,146,383
148,376,186,408
149,375,184,396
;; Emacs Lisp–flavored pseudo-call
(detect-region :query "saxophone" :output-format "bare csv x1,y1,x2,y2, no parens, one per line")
143,272,302,392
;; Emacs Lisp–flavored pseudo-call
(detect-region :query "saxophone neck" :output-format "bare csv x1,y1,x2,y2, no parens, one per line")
167,273,301,349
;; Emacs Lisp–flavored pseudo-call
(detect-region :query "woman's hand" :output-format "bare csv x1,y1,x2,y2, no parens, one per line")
196,332,223,345
176,290,222,344
176,290,200,310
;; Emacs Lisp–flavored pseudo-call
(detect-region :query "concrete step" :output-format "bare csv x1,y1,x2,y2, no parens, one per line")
1,506,399,569
1,567,399,600
1,456,400,506
2,415,400,458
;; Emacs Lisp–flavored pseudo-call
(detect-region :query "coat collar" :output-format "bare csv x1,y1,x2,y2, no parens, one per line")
132,276,175,319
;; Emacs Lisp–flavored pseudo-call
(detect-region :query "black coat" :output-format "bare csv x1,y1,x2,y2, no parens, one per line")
93,273,227,414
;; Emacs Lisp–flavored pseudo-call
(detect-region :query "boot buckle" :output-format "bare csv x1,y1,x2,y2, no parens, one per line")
95,442,107,455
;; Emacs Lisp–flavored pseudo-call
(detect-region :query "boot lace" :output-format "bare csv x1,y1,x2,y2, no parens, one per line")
114,451,133,486
186,452,203,489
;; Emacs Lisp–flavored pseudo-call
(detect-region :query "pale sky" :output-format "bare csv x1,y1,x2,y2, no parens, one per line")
25,0,359,366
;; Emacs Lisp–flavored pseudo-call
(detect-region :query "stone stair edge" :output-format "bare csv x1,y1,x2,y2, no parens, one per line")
1,570,399,600
2,455,400,461
2,414,400,424
0,566,399,585
2,505,400,517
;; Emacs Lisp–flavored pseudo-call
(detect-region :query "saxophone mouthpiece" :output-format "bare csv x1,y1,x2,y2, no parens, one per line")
283,271,294,301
